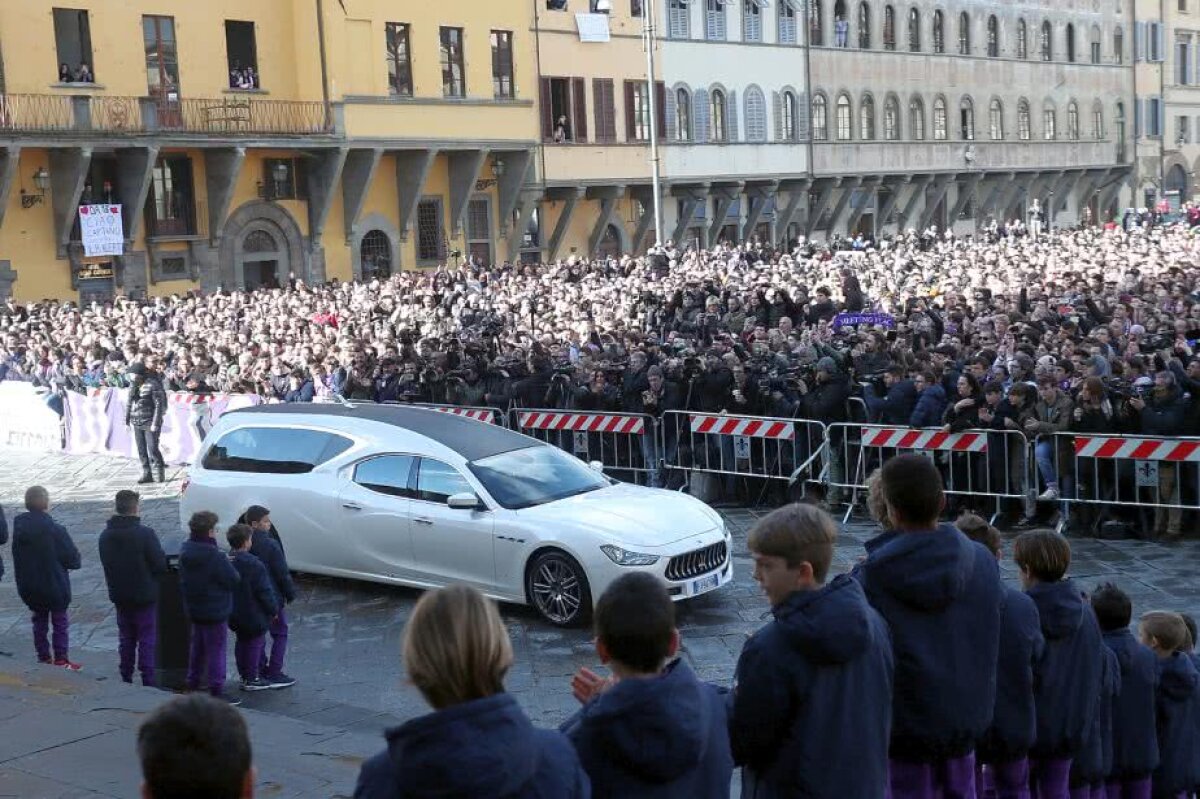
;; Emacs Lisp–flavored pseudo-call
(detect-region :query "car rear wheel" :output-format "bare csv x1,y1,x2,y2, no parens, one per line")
526,550,591,627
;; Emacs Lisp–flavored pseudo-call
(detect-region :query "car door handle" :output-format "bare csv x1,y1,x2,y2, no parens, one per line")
413,517,433,526
342,502,362,511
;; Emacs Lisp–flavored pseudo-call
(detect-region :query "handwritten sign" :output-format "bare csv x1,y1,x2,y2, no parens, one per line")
832,312,895,329
79,204,124,258
576,13,611,42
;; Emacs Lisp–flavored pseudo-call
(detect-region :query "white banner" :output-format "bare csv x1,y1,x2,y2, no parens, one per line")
78,204,124,258
576,13,611,42
0,382,60,453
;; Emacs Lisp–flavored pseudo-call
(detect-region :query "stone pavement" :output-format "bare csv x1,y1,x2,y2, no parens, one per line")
1,448,1200,796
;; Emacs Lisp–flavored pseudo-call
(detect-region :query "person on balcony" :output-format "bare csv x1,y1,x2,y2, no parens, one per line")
74,63,94,84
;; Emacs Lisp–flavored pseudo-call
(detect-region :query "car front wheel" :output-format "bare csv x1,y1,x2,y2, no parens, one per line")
526,550,591,627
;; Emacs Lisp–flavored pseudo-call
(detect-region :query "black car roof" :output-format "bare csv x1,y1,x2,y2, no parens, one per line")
227,403,538,461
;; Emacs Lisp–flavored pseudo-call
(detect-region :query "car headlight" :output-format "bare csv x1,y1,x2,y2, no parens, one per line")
600,544,661,566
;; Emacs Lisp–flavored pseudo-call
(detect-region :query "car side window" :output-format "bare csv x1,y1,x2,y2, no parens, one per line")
415,458,474,504
202,427,353,474
354,455,415,498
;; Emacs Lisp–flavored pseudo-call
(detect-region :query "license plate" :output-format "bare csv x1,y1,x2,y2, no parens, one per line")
693,573,719,594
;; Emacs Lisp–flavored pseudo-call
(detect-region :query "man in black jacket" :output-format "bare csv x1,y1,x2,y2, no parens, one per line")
125,362,167,484
244,505,296,689
865,365,918,424
98,490,167,686
12,486,82,669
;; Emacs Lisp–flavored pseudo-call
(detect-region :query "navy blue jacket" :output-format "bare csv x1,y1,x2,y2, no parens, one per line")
0,504,7,580
229,551,279,637
1027,579,1105,759
97,515,167,609
730,575,893,798
1070,645,1121,786
1103,628,1160,779
1152,652,1200,797
178,536,240,624
979,585,1045,764
12,511,81,612
354,692,589,799
865,380,918,425
560,659,731,799
250,529,295,604
909,384,949,428
855,524,1002,761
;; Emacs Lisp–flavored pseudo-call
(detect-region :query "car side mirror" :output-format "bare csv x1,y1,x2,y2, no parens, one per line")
447,492,482,510
588,460,605,473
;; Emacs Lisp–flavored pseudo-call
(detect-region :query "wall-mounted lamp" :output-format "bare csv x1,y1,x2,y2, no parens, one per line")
21,167,50,209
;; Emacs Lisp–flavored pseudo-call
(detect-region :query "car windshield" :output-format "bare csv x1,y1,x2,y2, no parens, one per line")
469,446,610,510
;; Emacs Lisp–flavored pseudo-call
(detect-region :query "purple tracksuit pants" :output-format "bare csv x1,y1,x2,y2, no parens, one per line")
1028,757,1073,799
977,757,1032,798
889,753,977,799
234,633,266,682
186,621,228,697
115,604,157,686
31,609,69,662
1103,777,1152,799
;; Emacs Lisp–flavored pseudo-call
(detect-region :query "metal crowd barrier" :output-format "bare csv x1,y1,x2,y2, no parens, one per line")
1046,432,1200,535
828,424,1034,523
659,411,829,493
509,408,657,484
413,403,505,426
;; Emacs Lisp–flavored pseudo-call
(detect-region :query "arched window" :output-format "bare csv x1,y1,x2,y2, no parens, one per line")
744,0,762,41
989,98,1003,139
1065,23,1075,62
933,10,945,53
1114,27,1124,64
706,0,727,40
811,0,824,45
884,94,900,140
958,11,970,54
883,4,895,49
1043,102,1057,139
360,230,392,280
1115,102,1126,161
1017,18,1028,59
1092,101,1104,139
836,93,853,139
987,15,999,57
711,88,728,141
745,86,767,141
909,96,926,140
1067,101,1079,139
1041,21,1052,61
861,94,876,139
908,7,921,51
675,88,692,140
959,96,974,140
669,0,690,38
782,90,799,140
933,95,947,140
858,1,871,48
1017,99,1031,140
1090,25,1101,63
812,94,829,140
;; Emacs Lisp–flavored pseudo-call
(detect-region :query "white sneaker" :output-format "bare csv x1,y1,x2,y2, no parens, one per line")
1038,487,1060,502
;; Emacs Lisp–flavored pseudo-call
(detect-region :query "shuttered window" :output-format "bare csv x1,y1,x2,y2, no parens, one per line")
706,0,726,40
670,0,690,37
593,78,617,142
745,86,766,141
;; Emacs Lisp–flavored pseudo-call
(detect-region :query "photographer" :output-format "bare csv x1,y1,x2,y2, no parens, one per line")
621,352,651,413
575,369,621,412
543,363,580,410
863,364,917,425
373,359,403,404
513,355,553,408
1129,370,1188,538
723,363,762,417
337,355,376,401
445,363,488,407
690,354,734,413
636,366,681,488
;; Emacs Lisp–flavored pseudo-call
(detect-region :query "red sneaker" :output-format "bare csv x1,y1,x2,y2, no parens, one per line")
53,659,82,672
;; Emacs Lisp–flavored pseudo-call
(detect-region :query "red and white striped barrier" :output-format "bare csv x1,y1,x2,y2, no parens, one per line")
861,427,988,452
517,411,646,435
169,392,216,404
690,414,795,441
1074,436,1200,462
428,406,496,424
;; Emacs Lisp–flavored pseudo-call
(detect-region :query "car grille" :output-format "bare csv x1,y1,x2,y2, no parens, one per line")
665,541,728,581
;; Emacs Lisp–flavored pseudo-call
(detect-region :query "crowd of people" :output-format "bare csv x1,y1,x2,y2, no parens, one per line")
40,456,1196,799
3,219,1199,531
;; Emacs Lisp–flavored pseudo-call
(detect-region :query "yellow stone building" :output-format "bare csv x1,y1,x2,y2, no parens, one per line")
0,0,540,301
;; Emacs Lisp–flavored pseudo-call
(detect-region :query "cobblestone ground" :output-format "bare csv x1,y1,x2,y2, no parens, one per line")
0,449,1199,738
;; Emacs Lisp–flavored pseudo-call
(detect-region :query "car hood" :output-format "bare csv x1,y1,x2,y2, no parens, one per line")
518,483,720,548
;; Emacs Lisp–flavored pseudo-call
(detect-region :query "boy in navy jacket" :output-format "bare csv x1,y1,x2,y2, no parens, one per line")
244,505,296,689
226,524,278,693
856,455,1001,799
561,571,732,798
728,503,893,798
1139,612,1200,799
1013,531,1104,799
179,511,240,703
956,514,1045,799
98,490,167,686
1092,583,1159,799
11,486,82,670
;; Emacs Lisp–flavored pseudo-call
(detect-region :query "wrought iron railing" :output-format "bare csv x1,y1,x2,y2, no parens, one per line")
0,94,333,136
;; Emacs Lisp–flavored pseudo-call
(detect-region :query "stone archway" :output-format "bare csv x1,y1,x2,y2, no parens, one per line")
1166,162,1191,203
350,212,402,282
217,201,306,291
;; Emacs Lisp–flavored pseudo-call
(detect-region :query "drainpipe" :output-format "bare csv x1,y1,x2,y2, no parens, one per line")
315,0,333,130
534,0,547,192
802,0,815,234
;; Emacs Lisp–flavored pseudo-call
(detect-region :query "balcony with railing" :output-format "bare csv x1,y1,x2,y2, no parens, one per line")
0,94,333,137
